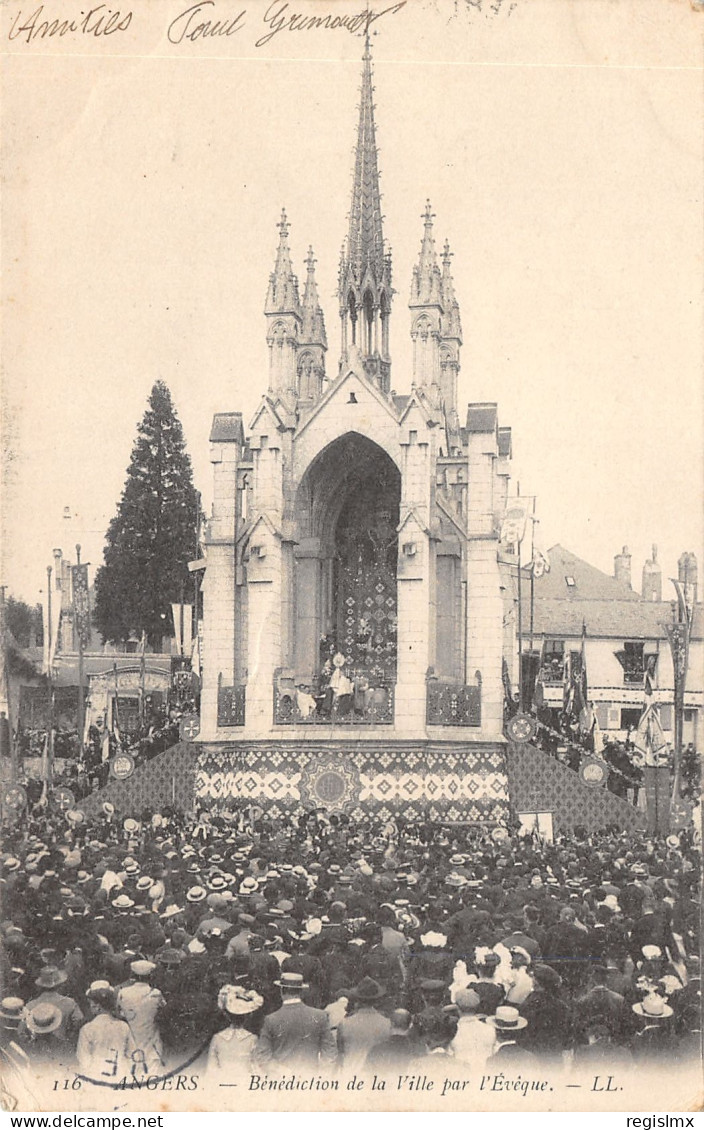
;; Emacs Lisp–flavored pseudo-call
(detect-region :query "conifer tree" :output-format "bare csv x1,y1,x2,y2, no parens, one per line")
94,381,199,648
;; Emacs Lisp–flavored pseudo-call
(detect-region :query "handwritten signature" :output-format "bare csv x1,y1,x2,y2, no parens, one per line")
8,3,132,43
167,1,408,48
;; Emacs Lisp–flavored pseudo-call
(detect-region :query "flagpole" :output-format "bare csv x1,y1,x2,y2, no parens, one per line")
45,565,54,795
529,501,536,652
0,585,15,782
516,483,523,712
75,544,85,761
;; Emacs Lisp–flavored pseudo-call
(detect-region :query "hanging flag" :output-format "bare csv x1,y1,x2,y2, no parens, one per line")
171,603,193,656
574,623,589,721
500,497,532,549
643,653,657,700
42,578,63,675
562,649,573,714
632,703,671,767
71,564,90,650
670,578,694,627
530,546,551,577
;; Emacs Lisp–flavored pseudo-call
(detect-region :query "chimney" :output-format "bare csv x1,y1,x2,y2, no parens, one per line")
642,543,662,602
614,545,631,588
678,551,698,605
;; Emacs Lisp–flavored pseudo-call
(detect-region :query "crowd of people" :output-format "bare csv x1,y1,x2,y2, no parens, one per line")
0,803,700,1089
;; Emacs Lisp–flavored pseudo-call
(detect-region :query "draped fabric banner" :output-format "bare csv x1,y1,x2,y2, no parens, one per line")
72,563,90,649
665,619,690,763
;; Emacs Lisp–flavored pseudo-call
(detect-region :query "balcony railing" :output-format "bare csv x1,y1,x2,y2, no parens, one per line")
274,681,394,726
217,684,246,727
539,662,565,685
426,679,481,727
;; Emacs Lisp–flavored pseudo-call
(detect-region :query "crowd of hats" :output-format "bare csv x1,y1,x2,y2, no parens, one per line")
0,801,700,1070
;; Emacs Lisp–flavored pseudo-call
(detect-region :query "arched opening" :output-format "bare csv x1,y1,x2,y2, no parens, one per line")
363,290,375,355
288,434,401,721
380,291,389,357
348,291,357,345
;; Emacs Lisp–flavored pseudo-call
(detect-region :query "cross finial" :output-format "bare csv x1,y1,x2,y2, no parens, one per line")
305,246,317,272
277,207,290,239
423,199,435,226
442,239,453,265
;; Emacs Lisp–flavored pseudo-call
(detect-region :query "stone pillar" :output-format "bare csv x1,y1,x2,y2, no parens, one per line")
200,418,242,740
395,419,435,734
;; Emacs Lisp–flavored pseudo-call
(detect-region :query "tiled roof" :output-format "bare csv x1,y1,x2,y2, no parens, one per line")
210,413,244,444
534,544,641,602
466,402,497,434
533,597,703,641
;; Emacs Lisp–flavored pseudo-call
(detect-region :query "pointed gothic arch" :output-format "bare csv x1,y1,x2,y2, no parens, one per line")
292,433,401,686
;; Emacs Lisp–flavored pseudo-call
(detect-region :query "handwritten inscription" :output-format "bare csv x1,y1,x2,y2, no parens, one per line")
7,1,407,47
167,1,245,44
8,3,132,42
253,1,407,48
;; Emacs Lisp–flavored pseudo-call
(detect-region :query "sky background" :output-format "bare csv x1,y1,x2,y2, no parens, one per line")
2,0,702,609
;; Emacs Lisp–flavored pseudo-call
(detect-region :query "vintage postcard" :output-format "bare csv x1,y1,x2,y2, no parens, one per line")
1,0,702,1116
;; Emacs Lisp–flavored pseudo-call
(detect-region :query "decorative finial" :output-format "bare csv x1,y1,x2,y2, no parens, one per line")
277,208,290,239
423,199,435,226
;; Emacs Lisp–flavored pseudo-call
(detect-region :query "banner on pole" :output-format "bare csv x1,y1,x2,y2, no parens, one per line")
72,564,90,649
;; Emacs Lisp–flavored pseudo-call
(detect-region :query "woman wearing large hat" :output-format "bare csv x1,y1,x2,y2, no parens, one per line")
205,985,264,1082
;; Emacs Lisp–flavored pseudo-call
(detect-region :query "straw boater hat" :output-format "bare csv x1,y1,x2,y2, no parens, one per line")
25,1003,62,1035
160,903,183,920
35,967,68,990
86,980,112,998
218,985,264,1016
136,876,154,892
239,877,259,895
633,994,673,1019
130,960,156,979
186,885,207,903
486,1006,528,1031
0,997,25,1023
275,972,309,990
112,894,135,910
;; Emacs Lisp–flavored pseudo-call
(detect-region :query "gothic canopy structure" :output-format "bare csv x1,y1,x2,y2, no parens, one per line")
197,41,517,824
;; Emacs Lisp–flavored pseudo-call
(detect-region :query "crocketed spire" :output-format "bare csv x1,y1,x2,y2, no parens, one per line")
301,247,327,349
410,200,443,308
265,208,301,316
440,239,462,343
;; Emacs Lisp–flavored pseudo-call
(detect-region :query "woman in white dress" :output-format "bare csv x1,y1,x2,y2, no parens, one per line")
205,985,264,1084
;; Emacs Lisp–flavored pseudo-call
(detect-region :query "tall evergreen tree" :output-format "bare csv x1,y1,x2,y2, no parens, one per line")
94,381,199,648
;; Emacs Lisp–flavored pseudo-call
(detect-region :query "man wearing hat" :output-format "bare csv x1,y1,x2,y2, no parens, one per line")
19,1003,69,1065
116,961,166,1075
255,972,337,1070
336,977,390,1071
22,967,84,1049
485,1006,537,1068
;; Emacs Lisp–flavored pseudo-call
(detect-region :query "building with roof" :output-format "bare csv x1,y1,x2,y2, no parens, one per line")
525,544,702,747
194,42,518,825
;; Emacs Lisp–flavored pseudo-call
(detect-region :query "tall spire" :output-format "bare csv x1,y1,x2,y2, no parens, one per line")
265,208,301,315
440,239,462,343
338,38,393,392
346,35,386,283
265,208,301,399
410,200,442,308
301,246,327,349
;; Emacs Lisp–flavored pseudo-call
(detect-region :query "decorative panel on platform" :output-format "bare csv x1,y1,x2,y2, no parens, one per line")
426,681,481,727
196,741,509,824
217,685,246,727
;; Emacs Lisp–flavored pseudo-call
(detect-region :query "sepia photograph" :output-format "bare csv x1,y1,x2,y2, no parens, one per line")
1,0,702,1116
